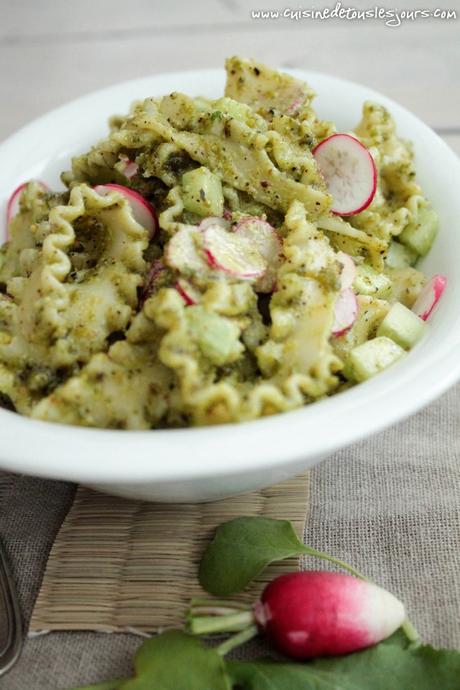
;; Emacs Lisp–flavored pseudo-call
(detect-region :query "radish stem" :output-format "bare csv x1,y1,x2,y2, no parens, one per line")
300,545,366,580
190,606,243,616
188,610,254,635
217,625,259,656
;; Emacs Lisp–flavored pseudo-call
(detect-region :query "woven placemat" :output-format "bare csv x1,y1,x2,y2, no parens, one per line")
29,472,310,634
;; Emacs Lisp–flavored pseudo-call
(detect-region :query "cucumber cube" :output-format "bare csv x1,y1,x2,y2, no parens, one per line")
187,307,242,366
182,167,224,217
344,336,405,382
353,264,393,299
376,302,426,350
399,207,438,256
385,241,418,269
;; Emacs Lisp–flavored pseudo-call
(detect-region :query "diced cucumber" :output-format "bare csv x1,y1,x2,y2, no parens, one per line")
385,241,418,269
187,306,242,366
182,167,224,217
399,207,438,256
353,264,393,299
376,302,426,350
344,336,405,382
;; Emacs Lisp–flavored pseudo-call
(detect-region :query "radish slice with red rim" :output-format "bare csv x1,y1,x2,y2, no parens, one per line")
6,180,48,225
313,134,377,216
203,224,267,279
332,287,358,337
199,216,231,232
118,155,139,180
140,259,166,304
166,226,208,274
286,96,303,115
176,279,200,306
412,274,447,321
337,251,356,290
94,183,157,238
234,217,282,292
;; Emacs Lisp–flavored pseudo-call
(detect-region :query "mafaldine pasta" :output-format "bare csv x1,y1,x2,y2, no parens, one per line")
0,57,442,429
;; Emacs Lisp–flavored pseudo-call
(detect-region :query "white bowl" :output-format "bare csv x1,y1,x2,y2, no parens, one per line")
1,69,460,503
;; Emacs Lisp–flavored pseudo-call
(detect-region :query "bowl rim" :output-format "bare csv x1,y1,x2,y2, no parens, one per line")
1,67,460,484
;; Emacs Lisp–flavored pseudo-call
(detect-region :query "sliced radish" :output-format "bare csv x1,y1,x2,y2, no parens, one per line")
199,216,231,232
286,96,303,115
332,287,358,337
203,224,267,280
412,274,447,321
313,134,377,216
337,251,356,290
118,155,139,180
176,279,200,306
223,208,233,221
6,180,48,224
234,217,282,292
140,259,166,304
94,183,157,238
165,226,208,274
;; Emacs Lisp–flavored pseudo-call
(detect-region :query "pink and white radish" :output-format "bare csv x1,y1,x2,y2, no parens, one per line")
253,571,406,659
94,184,157,238
188,570,406,660
117,155,139,180
234,217,282,292
199,216,231,232
337,251,356,290
6,180,48,224
412,274,447,321
176,278,200,306
140,259,167,304
165,226,209,274
313,134,377,216
286,96,303,116
203,224,267,280
332,287,358,337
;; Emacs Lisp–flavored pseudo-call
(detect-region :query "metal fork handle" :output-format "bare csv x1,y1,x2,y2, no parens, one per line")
0,542,22,676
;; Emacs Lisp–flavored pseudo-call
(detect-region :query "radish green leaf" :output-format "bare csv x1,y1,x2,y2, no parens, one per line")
199,516,364,595
119,630,231,690
228,644,460,689
69,681,124,690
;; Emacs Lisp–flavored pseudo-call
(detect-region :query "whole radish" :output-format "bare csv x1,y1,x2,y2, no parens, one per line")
253,571,405,659
188,570,406,660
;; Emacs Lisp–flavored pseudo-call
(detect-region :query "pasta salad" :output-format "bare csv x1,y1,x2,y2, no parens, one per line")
0,57,446,429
